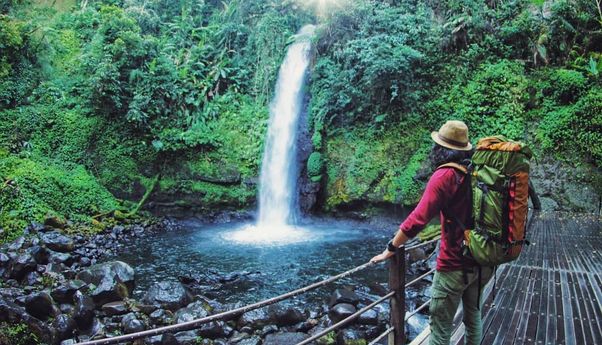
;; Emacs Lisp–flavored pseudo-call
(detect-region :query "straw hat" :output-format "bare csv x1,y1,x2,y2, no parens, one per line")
431,120,472,151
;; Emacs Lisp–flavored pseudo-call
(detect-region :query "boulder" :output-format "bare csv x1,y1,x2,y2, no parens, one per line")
48,250,74,266
263,332,309,345
328,303,356,324
52,314,76,340
174,301,210,324
149,308,173,325
267,304,307,326
75,261,135,306
51,280,86,304
29,246,50,264
121,312,145,334
0,298,58,344
8,236,26,251
173,330,199,345
238,308,271,329
9,253,37,280
142,281,192,311
198,320,232,339
25,291,55,320
101,301,129,316
44,216,66,230
24,271,41,286
72,291,95,330
358,308,378,326
237,336,261,345
329,289,360,307
41,232,74,252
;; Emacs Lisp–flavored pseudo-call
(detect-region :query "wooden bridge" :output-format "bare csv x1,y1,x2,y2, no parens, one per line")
412,212,602,345
74,211,601,345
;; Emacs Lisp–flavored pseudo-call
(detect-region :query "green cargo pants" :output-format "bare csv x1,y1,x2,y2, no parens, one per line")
428,266,493,345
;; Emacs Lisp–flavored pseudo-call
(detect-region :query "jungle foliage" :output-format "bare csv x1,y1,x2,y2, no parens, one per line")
0,0,600,240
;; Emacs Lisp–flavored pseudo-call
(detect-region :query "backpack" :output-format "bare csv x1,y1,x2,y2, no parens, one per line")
442,135,533,267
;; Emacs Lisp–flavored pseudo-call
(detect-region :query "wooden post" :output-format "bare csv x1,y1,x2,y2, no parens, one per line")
388,245,406,345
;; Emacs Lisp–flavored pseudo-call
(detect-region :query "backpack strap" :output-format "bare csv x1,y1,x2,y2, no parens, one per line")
437,162,468,175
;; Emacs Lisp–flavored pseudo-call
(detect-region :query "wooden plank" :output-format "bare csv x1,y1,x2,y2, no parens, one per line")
560,271,577,345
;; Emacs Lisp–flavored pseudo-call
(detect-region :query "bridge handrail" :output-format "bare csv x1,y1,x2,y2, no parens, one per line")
75,236,441,345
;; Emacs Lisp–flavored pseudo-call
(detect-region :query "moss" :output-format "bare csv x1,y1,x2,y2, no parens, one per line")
0,153,117,242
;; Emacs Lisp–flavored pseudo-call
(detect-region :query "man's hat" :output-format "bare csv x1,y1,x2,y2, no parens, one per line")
431,120,472,151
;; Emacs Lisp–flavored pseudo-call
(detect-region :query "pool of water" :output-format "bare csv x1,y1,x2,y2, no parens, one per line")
112,219,397,306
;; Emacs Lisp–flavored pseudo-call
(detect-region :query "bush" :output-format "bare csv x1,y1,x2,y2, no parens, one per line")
546,69,587,104
537,88,602,165
0,153,117,242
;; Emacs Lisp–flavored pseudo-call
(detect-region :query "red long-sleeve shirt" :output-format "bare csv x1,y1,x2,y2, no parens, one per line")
400,167,476,271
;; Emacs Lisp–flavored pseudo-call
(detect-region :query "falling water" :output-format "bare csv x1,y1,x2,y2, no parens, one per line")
227,25,315,244
258,25,314,227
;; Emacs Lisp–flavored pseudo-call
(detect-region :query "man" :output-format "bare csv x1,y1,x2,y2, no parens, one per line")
371,120,492,345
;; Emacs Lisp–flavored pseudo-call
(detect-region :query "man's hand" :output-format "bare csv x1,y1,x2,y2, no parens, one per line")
370,249,395,263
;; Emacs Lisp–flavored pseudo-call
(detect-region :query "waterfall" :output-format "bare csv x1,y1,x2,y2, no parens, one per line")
257,24,314,228
227,25,314,244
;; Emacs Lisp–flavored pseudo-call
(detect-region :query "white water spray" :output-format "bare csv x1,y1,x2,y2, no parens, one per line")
227,25,315,244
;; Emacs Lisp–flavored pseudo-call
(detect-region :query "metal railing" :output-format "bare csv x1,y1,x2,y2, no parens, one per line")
75,237,441,345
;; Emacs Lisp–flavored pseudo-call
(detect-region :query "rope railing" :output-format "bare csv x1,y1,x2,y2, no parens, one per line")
74,238,441,345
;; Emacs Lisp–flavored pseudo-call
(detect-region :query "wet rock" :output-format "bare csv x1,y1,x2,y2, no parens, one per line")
24,271,41,285
9,253,37,280
329,289,360,307
149,308,173,325
75,261,135,306
79,257,91,267
263,332,309,345
358,308,378,325
30,246,50,264
328,303,356,324
59,303,74,314
261,324,279,337
41,232,74,252
25,291,55,320
336,328,364,345
174,330,199,345
174,300,210,323
198,320,232,339
142,281,192,311
102,301,129,316
406,313,429,340
73,291,95,330
0,298,57,343
238,308,271,329
8,236,26,251
237,336,262,345
121,312,145,334
52,314,76,340
60,339,77,345
48,250,74,266
267,304,307,326
51,280,86,304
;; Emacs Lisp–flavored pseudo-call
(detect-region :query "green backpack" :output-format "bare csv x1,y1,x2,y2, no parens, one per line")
445,135,534,267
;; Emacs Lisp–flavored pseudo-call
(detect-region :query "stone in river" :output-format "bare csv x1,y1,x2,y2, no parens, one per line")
263,332,309,345
328,289,360,307
75,261,135,306
142,281,192,311
328,303,356,324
